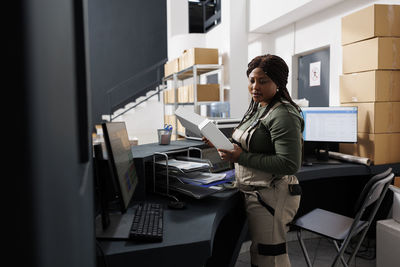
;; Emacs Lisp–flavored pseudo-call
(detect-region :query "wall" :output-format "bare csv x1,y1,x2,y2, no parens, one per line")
112,93,164,145
167,0,249,118
118,0,400,144
248,0,345,33
248,0,399,106
88,0,167,124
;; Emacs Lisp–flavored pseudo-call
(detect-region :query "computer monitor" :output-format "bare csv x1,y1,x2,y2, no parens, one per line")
102,121,138,213
301,106,357,143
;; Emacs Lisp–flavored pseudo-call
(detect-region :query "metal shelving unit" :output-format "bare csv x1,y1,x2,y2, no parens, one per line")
162,64,224,138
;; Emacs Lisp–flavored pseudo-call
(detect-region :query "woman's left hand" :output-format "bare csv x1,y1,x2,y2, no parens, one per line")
217,144,242,163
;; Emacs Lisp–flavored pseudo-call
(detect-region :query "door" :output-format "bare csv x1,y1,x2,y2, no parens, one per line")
298,48,330,107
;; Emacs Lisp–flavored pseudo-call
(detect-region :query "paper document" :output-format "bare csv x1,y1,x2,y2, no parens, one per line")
175,107,234,150
168,171,227,185
156,159,210,172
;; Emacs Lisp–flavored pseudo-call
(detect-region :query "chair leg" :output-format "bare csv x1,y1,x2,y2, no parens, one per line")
332,236,353,267
347,227,369,266
297,229,313,267
332,240,348,267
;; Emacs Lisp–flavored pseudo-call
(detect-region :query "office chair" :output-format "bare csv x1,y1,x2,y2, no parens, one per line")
293,168,394,267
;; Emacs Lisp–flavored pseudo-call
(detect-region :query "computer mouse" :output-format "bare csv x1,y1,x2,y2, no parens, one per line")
168,201,186,210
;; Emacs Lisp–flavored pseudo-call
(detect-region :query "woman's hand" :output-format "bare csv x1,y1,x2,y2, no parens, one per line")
202,136,214,148
217,144,242,163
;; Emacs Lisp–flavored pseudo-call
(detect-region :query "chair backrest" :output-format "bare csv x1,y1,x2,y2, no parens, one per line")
353,168,392,214
364,173,394,208
346,170,394,242
354,171,394,223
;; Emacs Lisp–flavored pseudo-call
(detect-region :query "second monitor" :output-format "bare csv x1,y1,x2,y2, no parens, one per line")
301,106,357,143
102,121,138,213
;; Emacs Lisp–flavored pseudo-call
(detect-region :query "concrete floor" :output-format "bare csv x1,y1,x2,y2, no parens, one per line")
234,233,376,267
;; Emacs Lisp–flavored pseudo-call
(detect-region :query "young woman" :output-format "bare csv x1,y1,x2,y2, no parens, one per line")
205,54,304,267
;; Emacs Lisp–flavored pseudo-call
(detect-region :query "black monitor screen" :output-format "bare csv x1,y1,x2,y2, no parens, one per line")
102,122,138,212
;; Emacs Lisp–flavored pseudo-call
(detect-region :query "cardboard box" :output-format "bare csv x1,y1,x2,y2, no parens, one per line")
342,37,400,74
395,177,400,188
163,90,167,103
342,102,400,133
177,119,185,135
177,86,189,103
340,71,400,103
178,54,185,71
376,219,400,267
188,84,220,102
342,4,400,45
164,89,175,104
164,114,185,137
164,114,176,130
164,58,180,77
339,132,400,165
181,48,218,70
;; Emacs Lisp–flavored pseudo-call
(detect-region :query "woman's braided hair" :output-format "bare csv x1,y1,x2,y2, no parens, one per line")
236,54,301,129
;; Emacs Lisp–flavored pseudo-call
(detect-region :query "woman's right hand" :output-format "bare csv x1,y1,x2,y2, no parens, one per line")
202,136,214,148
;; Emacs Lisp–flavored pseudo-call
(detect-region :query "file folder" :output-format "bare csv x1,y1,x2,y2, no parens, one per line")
175,107,234,150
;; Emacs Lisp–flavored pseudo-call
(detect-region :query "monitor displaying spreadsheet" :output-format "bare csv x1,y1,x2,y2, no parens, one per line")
301,107,357,143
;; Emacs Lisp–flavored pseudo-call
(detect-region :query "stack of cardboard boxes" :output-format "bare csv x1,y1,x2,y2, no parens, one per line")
163,48,220,137
339,4,400,165
163,47,220,104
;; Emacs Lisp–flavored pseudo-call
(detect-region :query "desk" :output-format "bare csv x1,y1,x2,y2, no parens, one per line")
98,140,245,267
97,190,246,267
98,140,400,266
296,161,400,225
297,161,400,182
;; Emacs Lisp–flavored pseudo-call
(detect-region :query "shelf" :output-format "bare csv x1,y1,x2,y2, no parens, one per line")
162,63,224,138
163,64,222,81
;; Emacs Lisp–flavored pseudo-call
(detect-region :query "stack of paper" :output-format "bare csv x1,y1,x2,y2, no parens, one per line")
169,171,227,185
156,159,210,173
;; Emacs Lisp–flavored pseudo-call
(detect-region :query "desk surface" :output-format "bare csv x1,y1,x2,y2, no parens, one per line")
131,140,204,160
98,189,242,267
297,161,400,182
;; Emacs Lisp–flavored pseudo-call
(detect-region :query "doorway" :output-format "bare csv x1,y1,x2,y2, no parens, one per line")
297,48,330,107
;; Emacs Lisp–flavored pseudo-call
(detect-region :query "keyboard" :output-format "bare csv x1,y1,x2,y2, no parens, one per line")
129,202,164,242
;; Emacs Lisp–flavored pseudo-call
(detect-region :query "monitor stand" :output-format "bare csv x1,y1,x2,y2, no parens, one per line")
302,141,342,166
95,211,134,240
315,148,329,161
302,154,342,166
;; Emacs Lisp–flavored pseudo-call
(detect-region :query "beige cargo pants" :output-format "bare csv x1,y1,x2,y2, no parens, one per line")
240,175,301,267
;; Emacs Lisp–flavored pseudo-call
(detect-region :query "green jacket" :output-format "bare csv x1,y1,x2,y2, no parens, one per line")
237,102,304,175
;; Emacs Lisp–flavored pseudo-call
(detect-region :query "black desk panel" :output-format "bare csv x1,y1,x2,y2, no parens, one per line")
97,190,245,267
